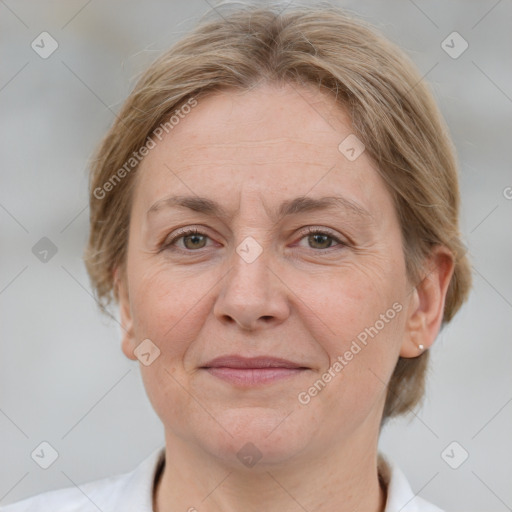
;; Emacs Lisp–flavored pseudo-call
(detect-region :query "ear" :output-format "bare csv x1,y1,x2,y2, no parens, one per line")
114,266,137,361
400,246,455,358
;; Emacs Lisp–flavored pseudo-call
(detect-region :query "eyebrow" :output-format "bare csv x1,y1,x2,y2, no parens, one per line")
146,194,373,223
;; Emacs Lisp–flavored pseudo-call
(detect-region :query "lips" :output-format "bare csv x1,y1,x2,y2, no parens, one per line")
201,356,308,386
202,355,307,369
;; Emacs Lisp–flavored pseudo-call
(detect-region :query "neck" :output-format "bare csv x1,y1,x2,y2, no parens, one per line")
154,432,386,512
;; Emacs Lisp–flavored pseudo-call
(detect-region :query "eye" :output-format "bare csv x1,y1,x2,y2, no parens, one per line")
163,227,212,251
296,227,347,251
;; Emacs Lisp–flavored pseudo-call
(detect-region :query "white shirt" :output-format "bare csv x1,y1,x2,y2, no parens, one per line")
0,447,443,512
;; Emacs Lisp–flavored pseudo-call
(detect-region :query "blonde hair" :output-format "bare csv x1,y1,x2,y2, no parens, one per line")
84,1,472,420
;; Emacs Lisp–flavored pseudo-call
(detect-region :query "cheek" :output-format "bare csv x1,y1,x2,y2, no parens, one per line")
304,258,404,340
301,260,407,399
128,264,207,429
128,260,209,348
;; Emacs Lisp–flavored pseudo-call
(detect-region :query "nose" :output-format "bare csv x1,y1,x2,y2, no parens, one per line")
213,241,290,331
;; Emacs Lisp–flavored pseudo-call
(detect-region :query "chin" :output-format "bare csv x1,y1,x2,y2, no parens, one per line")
195,406,314,469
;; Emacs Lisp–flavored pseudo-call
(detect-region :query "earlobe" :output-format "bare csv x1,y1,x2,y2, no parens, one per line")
114,266,138,361
121,336,137,361
400,247,455,358
400,289,426,358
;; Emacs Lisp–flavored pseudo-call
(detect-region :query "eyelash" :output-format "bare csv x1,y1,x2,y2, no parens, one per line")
161,226,347,253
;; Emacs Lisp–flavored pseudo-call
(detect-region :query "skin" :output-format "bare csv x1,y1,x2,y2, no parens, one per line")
115,82,454,512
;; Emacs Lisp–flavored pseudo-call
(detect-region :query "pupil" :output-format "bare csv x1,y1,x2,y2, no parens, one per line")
311,234,330,248
185,234,204,249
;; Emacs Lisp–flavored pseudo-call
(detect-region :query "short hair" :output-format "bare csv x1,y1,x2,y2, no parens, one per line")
84,1,472,421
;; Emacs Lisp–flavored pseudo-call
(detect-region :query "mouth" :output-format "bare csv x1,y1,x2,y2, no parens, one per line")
201,356,309,386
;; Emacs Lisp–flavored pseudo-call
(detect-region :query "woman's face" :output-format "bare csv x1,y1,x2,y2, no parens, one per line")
118,83,424,466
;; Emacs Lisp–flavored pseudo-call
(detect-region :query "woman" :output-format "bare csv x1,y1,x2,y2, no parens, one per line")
2,2,471,511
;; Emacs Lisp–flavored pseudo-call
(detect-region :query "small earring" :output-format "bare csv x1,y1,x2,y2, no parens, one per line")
417,344,425,351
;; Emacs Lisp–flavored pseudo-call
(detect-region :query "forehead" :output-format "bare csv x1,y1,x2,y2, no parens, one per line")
133,83,390,218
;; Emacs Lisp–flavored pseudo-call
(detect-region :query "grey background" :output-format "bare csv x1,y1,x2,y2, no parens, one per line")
1,1,511,510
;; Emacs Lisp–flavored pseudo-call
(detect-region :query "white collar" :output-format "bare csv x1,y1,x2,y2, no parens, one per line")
136,448,443,512
378,453,444,511
0,446,443,511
